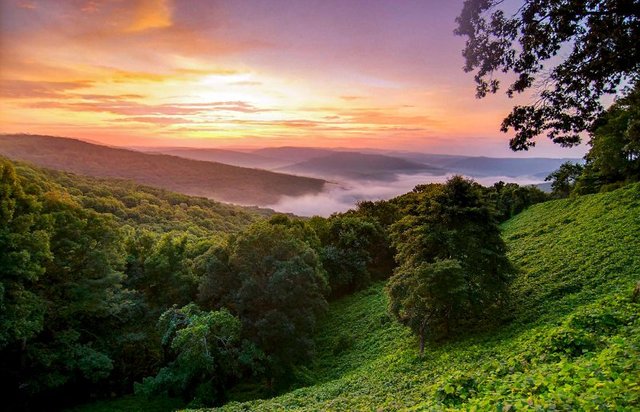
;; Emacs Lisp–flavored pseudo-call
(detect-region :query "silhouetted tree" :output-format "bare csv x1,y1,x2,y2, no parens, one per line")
456,0,640,150
545,162,585,197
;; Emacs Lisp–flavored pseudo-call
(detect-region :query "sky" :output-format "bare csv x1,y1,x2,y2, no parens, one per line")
0,0,587,157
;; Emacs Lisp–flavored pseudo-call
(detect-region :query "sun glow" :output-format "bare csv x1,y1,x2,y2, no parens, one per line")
0,0,588,156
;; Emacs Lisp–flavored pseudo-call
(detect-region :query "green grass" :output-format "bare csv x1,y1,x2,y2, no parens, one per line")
66,394,184,412
202,183,640,411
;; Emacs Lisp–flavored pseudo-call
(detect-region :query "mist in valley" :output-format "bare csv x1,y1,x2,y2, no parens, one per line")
267,173,546,216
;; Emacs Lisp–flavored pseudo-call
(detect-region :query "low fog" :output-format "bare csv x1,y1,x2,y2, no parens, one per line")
267,173,545,217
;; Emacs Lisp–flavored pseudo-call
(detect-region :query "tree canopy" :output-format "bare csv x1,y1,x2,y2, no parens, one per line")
456,0,640,150
0,158,546,409
577,84,640,191
387,177,513,353
197,220,329,382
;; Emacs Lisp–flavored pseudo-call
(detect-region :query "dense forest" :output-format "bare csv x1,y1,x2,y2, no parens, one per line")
0,156,550,410
2,81,639,411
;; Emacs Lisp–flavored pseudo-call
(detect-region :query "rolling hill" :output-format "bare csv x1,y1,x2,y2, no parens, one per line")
251,146,337,162
206,183,640,410
6,158,270,236
133,145,580,185
276,152,445,181
399,152,581,178
0,135,326,206
133,147,291,170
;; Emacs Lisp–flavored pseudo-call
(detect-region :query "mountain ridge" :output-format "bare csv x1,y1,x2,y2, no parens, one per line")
0,134,326,206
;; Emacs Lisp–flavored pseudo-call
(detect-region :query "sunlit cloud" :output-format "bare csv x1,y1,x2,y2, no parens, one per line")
0,80,94,98
126,0,173,32
0,0,589,157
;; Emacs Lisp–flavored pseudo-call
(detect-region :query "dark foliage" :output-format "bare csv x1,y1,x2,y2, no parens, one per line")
456,0,640,150
197,220,328,384
0,159,265,410
576,84,640,192
485,181,549,221
312,215,393,298
545,161,585,197
387,177,514,353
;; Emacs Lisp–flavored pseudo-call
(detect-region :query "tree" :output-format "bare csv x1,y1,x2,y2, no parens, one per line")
577,84,640,192
197,221,328,383
387,260,466,355
545,161,585,197
456,0,640,151
314,215,392,298
136,304,257,407
0,161,50,349
486,181,549,221
23,191,134,398
142,233,198,310
387,177,513,352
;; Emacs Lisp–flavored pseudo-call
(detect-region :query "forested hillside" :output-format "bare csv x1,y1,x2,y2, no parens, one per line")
0,158,269,410
0,135,326,206
4,154,637,411
206,183,640,411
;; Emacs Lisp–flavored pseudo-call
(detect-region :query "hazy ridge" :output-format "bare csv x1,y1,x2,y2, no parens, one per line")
0,134,326,206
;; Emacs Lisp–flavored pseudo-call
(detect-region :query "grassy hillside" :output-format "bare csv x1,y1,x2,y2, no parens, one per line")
205,183,640,411
0,135,326,206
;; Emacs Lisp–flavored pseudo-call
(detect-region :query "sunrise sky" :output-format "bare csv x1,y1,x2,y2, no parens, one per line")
0,0,587,157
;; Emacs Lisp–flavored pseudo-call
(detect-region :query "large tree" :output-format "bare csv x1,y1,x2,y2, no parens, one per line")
0,161,50,350
577,84,640,191
136,304,255,407
455,0,640,151
387,177,513,354
197,220,328,383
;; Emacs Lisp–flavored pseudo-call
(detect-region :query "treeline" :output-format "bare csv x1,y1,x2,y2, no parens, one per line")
546,85,640,198
0,160,266,410
0,159,548,410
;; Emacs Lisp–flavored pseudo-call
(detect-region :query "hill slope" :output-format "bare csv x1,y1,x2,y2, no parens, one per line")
134,147,290,170
7,158,269,236
387,152,581,178
277,152,445,181
0,135,326,206
209,184,640,411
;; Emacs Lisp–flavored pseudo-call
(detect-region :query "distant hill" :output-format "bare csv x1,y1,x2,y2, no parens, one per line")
0,135,326,206
139,145,578,184
398,152,580,178
277,152,445,181
442,156,580,178
134,147,291,170
248,147,580,181
251,147,337,162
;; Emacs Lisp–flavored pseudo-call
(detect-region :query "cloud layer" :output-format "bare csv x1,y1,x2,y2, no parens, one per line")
0,0,589,156
267,174,546,217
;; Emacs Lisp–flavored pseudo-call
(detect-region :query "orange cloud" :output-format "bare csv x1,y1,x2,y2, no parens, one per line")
126,0,173,32
24,99,270,116
0,80,93,98
112,116,191,125
17,1,36,10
